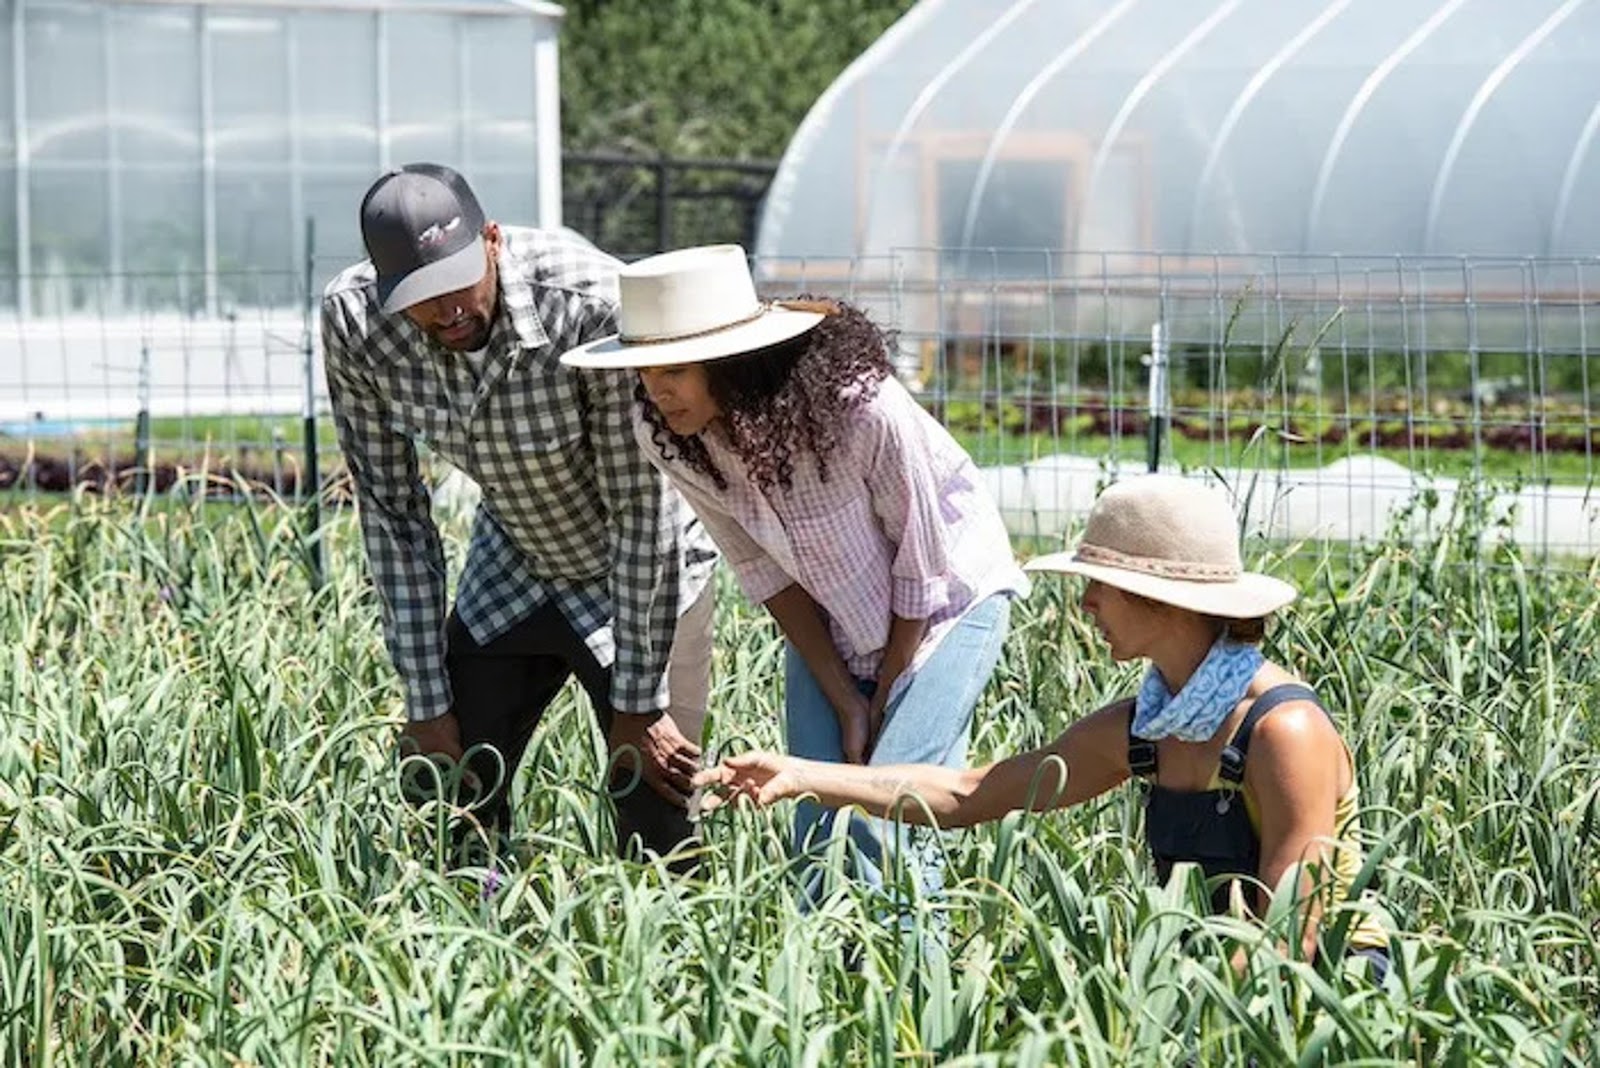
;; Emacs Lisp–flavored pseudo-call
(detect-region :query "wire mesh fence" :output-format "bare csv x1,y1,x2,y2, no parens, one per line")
2,249,1596,573
760,249,1600,570
1,269,320,499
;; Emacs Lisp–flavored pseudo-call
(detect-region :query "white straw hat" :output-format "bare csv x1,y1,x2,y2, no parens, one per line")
1024,475,1297,619
560,245,824,369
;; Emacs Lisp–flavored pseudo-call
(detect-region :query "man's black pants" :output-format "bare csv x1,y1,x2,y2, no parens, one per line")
442,594,707,861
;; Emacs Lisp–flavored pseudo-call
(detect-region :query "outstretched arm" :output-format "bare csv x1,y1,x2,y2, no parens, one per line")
697,699,1135,828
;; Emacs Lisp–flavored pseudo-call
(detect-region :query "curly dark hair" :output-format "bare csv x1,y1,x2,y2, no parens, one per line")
639,299,896,493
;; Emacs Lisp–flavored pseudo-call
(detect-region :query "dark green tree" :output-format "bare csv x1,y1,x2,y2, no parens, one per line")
558,0,915,254
560,0,916,159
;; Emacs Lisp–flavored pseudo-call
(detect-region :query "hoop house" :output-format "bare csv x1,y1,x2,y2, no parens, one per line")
762,0,1600,266
755,0,1600,352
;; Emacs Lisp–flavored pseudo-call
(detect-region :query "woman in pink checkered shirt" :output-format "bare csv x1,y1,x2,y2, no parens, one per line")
561,245,1028,909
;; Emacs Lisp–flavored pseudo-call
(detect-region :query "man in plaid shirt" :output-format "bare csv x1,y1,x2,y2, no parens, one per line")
321,163,719,858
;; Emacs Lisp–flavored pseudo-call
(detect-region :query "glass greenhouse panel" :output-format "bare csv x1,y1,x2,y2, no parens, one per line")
1552,149,1600,255
111,6,200,166
758,0,1600,269
388,14,466,166
303,173,376,274
26,3,107,164
468,171,538,231
0,170,14,310
0,3,13,164
214,171,293,306
210,10,291,166
294,12,380,170
119,168,204,311
462,19,539,168
3,0,558,315
29,168,109,308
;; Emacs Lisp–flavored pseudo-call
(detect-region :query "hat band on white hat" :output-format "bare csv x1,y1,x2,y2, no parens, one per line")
1075,543,1239,582
619,302,769,346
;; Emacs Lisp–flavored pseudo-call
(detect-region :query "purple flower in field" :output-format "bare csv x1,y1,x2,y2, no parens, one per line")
158,585,176,604
481,869,503,900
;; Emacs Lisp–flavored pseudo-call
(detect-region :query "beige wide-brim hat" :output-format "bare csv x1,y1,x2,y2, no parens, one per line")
560,244,825,369
1025,475,1297,619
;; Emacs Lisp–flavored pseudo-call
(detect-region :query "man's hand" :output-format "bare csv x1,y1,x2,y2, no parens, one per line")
608,711,702,807
399,712,466,764
398,712,484,803
862,662,908,761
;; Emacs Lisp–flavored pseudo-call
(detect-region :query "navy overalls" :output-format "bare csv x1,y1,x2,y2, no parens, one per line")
1128,682,1389,981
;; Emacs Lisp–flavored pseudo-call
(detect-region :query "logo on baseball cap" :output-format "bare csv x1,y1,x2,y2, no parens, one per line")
360,163,488,313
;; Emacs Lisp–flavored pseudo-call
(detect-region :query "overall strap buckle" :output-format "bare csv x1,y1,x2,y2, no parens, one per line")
1128,740,1158,778
1218,744,1247,787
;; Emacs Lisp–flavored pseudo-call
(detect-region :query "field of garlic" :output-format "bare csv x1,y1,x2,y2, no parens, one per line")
0,486,1595,1066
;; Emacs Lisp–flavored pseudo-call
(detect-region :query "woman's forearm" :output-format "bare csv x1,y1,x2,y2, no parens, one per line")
875,614,927,694
787,757,984,826
1257,856,1335,962
792,707,1132,826
763,584,859,710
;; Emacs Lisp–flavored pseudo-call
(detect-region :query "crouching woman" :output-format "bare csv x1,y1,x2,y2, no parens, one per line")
696,475,1390,978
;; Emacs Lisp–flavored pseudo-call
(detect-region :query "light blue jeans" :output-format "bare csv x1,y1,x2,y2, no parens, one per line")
785,594,1012,907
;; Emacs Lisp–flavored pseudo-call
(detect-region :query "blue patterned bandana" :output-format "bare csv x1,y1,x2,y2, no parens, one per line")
1132,639,1264,742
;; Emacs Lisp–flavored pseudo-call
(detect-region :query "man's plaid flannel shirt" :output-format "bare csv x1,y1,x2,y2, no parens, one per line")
321,226,718,722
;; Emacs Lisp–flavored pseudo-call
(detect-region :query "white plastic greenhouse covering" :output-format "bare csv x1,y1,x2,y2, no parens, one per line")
757,0,1600,272
2,0,564,317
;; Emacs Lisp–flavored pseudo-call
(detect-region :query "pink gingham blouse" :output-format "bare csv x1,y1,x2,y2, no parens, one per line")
633,376,1028,681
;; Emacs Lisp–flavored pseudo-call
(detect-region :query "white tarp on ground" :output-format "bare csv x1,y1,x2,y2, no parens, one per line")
432,453,1600,560
982,453,1600,559
4,313,1593,559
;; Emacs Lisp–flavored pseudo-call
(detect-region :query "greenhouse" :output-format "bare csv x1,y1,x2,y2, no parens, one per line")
756,0,1600,352
761,0,1600,266
3,0,563,317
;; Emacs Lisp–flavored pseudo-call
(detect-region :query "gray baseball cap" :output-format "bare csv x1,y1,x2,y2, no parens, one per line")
360,163,488,313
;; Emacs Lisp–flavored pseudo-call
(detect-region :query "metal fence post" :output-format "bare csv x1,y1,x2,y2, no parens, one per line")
655,155,672,253
302,217,324,588
134,340,152,497
1144,319,1169,472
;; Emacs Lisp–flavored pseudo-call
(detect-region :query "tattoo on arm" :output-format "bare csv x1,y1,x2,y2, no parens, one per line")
866,771,908,795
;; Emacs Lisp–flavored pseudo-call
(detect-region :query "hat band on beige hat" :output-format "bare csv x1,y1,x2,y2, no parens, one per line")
1021,474,1298,619
1025,545,1297,619
1073,542,1240,582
